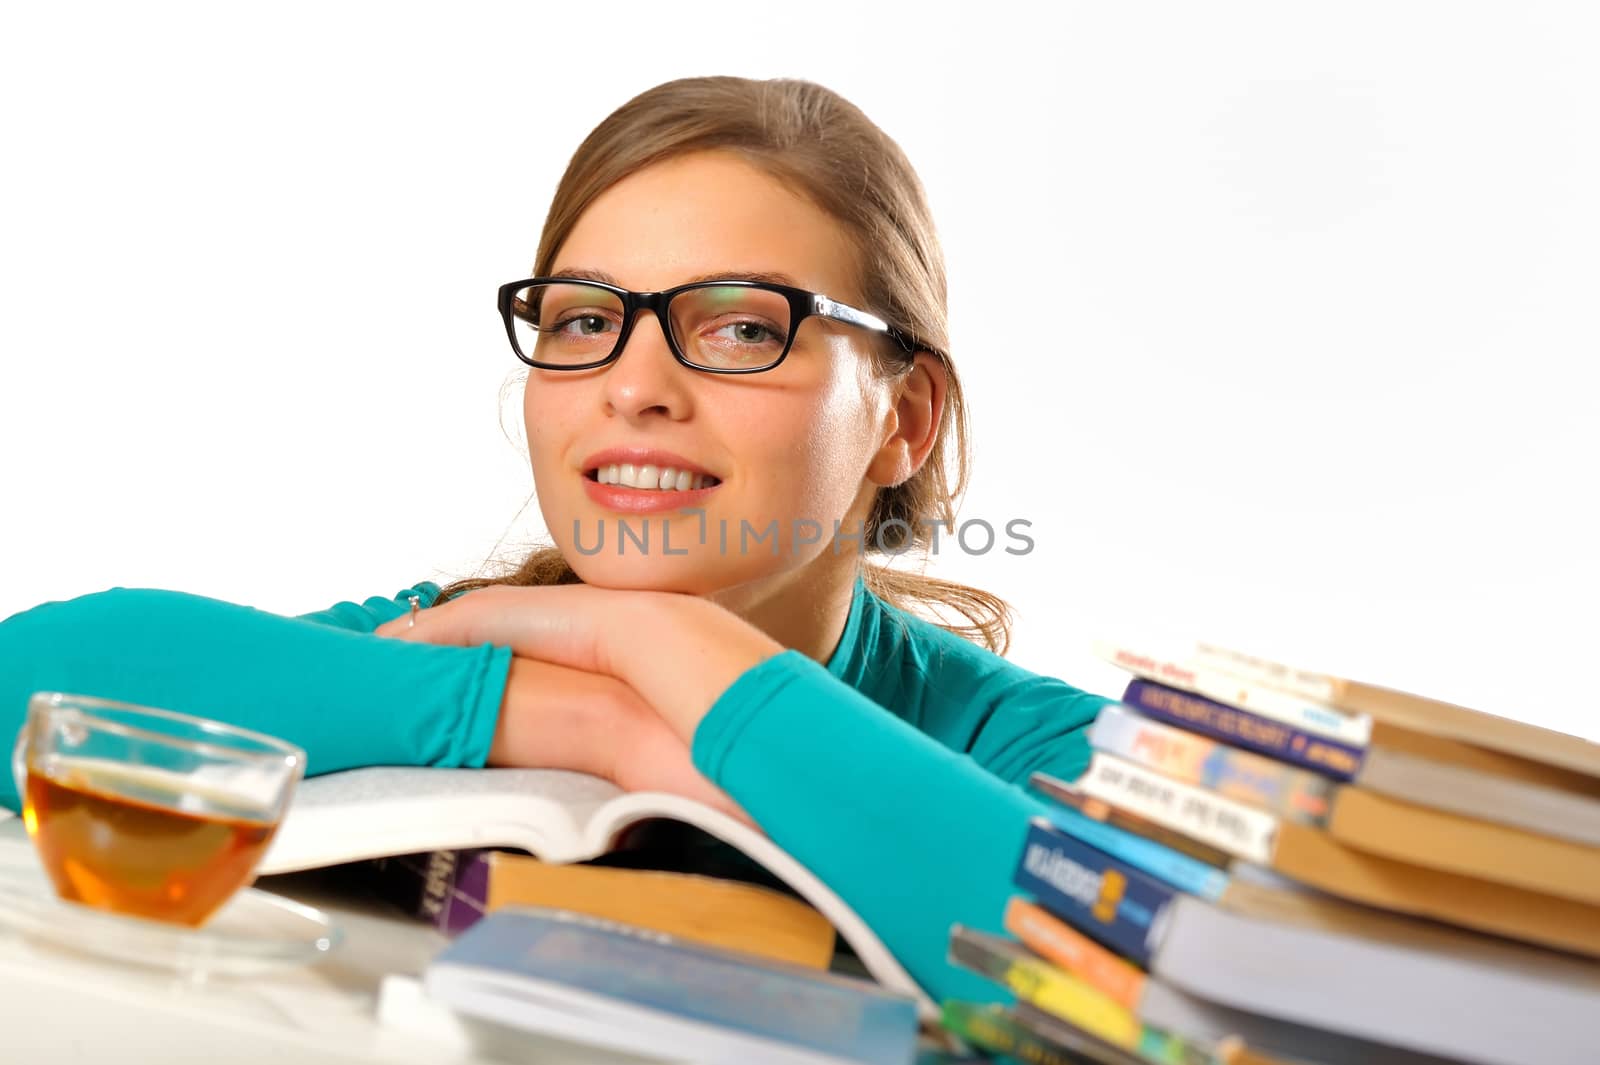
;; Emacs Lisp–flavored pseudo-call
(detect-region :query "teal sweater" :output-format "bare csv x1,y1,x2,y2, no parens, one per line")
0,575,1109,1004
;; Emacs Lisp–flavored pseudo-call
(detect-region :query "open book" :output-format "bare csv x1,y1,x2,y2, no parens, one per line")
258,766,934,1019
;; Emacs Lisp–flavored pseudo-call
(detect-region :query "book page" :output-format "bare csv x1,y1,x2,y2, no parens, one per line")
260,767,626,874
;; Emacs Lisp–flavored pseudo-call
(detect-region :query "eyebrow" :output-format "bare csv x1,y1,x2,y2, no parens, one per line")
549,266,809,290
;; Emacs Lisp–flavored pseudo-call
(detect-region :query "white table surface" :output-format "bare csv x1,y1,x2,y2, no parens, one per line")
0,821,673,1065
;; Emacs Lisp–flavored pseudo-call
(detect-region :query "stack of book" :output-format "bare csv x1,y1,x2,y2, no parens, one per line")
939,640,1600,1065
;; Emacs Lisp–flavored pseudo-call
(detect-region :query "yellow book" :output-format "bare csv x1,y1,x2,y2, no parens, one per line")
483,853,837,970
1003,951,1141,1050
1004,896,1147,1012
949,926,1212,1065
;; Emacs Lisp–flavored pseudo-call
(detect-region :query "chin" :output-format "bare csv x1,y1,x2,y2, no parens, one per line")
565,550,721,596
564,545,798,599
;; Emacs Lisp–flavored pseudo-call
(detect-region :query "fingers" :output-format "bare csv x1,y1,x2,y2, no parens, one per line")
373,590,483,645
371,585,780,741
373,607,428,640
372,585,609,676
373,611,433,641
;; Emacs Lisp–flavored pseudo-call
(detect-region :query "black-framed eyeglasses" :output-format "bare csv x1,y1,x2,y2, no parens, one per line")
497,277,918,374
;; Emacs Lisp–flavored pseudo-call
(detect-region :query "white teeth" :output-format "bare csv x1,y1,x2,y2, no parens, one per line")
594,464,718,491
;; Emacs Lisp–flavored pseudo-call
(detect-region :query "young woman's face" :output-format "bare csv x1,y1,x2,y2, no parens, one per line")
524,150,897,595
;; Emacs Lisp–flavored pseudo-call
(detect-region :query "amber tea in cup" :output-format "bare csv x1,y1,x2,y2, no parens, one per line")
12,692,305,926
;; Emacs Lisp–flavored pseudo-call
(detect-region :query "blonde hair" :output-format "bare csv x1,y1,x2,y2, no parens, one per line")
439,76,1014,653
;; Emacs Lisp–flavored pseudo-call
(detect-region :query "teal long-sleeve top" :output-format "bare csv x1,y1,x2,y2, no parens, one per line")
0,573,1111,1006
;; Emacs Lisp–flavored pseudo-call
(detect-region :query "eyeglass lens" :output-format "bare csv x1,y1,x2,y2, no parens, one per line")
509,282,794,370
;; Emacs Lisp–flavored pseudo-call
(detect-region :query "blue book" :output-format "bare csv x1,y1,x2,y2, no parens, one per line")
1011,818,1179,966
1122,678,1364,781
1038,800,1231,901
423,906,920,1065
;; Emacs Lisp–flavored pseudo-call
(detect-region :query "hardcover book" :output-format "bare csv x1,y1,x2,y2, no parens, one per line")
1002,897,1146,1012
1028,772,1236,868
1009,817,1180,966
1128,983,1462,1065
1032,789,1232,900
424,906,921,1065
1121,679,1364,781
1072,752,1279,864
356,846,838,967
1088,701,1334,821
1144,891,1600,1065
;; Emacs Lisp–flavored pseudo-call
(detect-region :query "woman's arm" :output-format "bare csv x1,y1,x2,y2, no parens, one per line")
0,582,508,805
2,585,740,816
0,585,508,811
694,649,1061,1005
946,668,1105,788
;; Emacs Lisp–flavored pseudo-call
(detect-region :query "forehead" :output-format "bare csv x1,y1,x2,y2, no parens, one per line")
551,151,861,300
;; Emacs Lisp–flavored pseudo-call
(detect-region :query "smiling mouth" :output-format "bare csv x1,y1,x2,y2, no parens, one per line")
585,465,723,492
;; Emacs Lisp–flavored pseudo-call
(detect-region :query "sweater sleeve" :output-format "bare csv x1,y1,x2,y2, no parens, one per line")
691,648,1066,1007
958,668,1107,788
0,585,510,812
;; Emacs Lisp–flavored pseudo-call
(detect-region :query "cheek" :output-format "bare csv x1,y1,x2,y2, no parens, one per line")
763,348,883,514
523,381,577,479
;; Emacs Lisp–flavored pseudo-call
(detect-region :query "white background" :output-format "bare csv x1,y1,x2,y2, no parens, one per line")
2,2,1595,739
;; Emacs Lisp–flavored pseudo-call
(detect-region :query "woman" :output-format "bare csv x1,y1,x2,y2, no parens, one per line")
1,76,1110,1004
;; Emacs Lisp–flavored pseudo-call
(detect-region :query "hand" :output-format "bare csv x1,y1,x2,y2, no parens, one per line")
606,686,756,827
374,585,784,744
494,656,754,827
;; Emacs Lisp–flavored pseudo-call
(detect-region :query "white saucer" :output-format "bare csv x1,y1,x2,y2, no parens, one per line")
0,850,342,976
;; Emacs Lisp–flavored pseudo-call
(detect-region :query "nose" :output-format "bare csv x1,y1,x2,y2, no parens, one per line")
602,307,693,421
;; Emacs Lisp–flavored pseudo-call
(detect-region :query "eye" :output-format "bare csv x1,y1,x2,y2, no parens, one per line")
714,321,778,345
552,313,618,338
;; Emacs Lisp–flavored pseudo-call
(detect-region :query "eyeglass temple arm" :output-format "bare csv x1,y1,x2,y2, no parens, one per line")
509,296,539,327
813,295,917,353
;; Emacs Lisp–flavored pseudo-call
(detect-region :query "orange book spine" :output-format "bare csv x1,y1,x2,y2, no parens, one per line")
1003,896,1146,1012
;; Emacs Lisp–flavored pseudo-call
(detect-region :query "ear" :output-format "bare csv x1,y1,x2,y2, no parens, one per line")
866,351,947,487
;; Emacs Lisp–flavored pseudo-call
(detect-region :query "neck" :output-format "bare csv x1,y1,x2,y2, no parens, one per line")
708,552,860,667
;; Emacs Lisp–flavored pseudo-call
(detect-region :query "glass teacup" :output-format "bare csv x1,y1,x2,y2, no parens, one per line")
11,692,305,927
